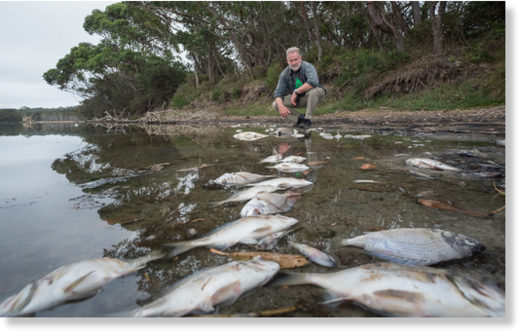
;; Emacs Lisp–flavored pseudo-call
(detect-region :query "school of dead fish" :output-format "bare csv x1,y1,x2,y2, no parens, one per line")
0,128,505,317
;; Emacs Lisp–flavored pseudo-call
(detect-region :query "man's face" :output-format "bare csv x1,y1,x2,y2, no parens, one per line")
287,52,302,71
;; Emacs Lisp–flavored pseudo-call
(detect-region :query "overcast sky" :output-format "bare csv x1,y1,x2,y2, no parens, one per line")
0,1,116,109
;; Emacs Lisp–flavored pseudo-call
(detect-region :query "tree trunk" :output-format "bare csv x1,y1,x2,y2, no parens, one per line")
366,1,405,51
310,2,322,63
410,1,422,26
430,1,446,55
300,2,314,48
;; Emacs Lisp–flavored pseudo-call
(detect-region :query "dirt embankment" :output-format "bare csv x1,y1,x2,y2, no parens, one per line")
136,105,505,136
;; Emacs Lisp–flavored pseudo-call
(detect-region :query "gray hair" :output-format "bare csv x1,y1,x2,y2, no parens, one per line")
286,47,301,57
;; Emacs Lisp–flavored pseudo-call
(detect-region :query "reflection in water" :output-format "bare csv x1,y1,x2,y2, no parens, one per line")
0,123,506,317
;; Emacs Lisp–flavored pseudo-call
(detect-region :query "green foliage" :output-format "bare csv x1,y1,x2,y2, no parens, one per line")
265,62,283,91
0,109,22,123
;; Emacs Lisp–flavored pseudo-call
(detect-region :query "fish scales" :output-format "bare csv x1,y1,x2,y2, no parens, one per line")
341,228,484,265
133,259,280,317
276,262,504,317
209,172,275,187
240,192,300,217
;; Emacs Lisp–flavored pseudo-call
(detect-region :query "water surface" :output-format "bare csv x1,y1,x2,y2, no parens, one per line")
0,123,505,317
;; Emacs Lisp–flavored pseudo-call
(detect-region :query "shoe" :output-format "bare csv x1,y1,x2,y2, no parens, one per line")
293,113,305,128
299,119,312,129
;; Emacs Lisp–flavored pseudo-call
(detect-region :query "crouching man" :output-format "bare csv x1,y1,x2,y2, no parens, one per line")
273,47,326,129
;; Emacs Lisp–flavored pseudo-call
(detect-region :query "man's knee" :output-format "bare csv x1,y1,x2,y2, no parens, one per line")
307,87,325,101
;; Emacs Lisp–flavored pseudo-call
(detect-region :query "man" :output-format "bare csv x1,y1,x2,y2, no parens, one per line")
273,47,326,129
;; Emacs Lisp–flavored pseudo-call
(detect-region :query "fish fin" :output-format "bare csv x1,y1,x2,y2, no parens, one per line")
209,201,225,208
63,271,96,294
163,240,198,258
0,282,38,316
252,226,272,234
320,295,350,305
209,281,242,308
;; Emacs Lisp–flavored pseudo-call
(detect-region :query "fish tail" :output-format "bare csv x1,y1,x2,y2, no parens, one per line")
270,271,313,287
209,200,225,207
129,250,166,269
163,240,198,258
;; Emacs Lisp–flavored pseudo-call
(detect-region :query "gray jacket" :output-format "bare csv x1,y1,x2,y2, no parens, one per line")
274,61,325,99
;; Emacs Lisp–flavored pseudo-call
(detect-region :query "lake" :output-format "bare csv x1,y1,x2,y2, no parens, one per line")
0,122,505,317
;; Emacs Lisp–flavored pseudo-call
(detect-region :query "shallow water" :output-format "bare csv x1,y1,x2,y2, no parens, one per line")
0,122,505,317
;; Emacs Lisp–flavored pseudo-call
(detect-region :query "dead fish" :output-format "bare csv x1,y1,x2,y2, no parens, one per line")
406,158,460,172
233,132,269,141
288,242,336,268
0,251,164,317
319,132,334,140
246,177,313,190
209,249,308,269
280,155,306,163
268,162,309,173
209,172,275,187
240,191,301,217
256,229,297,250
210,185,277,207
344,134,372,140
132,259,280,317
341,228,485,266
418,199,492,217
352,180,383,184
164,214,299,257
260,152,283,164
274,262,504,317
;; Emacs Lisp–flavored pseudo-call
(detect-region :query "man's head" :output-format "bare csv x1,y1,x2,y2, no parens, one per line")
286,47,302,71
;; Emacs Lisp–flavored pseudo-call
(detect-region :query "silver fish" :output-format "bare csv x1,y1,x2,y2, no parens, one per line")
288,242,336,267
209,172,275,187
268,162,309,173
341,228,484,265
344,134,372,140
319,132,334,140
246,177,313,190
133,259,280,317
0,251,164,316
240,191,301,217
210,185,278,207
233,132,268,141
280,155,307,163
405,158,460,171
276,262,504,317
260,154,283,164
164,214,298,257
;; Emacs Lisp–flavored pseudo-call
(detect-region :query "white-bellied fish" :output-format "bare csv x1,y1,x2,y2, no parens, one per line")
0,251,164,317
164,214,299,257
268,162,309,173
280,156,306,163
132,259,280,317
319,132,334,140
341,228,484,265
344,134,372,140
240,191,301,217
210,185,277,207
405,158,460,171
233,132,269,141
275,262,504,317
288,242,336,267
246,177,313,190
208,172,275,187
260,153,283,164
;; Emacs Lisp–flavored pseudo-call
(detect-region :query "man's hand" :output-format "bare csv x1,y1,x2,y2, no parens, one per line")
278,142,290,155
278,104,291,118
290,91,298,106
